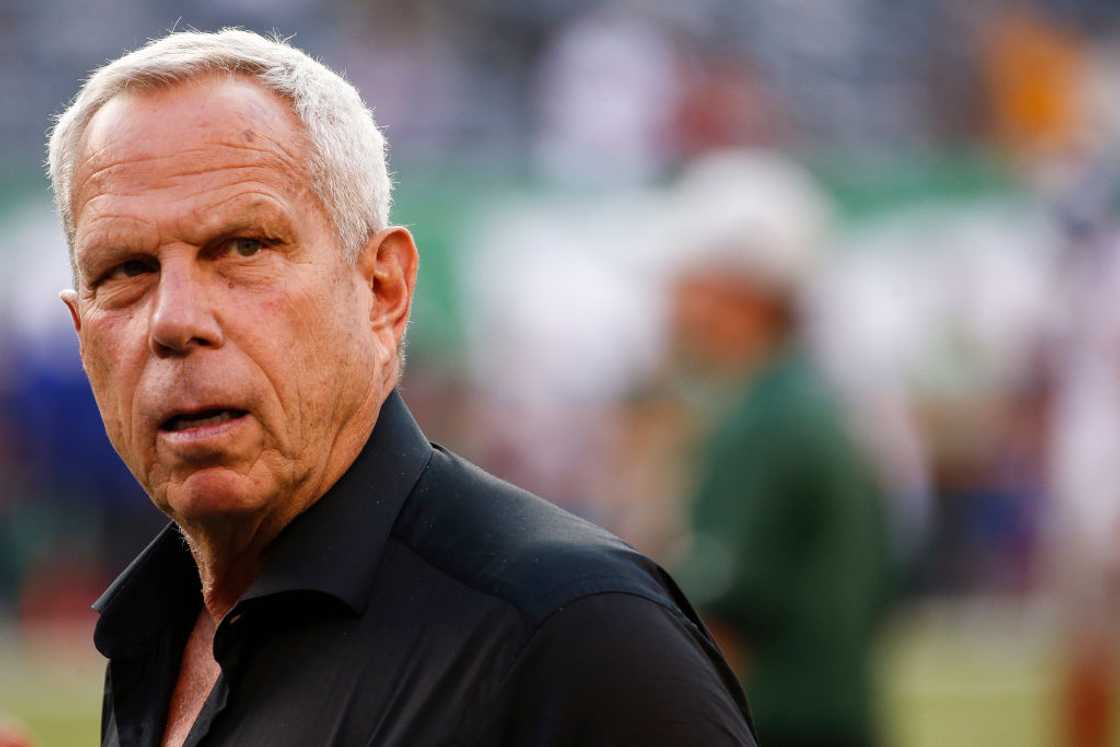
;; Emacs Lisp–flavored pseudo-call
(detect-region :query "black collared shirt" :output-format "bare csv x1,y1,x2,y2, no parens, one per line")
93,391,757,746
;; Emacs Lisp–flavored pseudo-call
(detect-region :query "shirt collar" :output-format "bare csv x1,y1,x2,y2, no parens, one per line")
92,389,433,659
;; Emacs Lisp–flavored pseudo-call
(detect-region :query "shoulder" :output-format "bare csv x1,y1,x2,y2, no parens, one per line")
390,445,679,627
390,446,756,744
500,592,756,745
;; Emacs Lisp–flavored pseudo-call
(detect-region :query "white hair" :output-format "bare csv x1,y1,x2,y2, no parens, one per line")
46,28,391,275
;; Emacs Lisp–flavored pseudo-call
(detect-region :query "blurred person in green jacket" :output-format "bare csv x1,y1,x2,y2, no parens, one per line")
669,150,892,747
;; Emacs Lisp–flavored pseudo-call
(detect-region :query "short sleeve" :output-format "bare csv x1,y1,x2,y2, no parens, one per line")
497,593,757,746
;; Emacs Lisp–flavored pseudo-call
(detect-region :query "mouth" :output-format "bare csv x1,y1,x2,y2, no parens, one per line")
160,408,249,433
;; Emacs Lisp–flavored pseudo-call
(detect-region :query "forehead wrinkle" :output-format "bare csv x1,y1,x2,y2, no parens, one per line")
80,145,304,194
72,76,322,237
178,191,296,243
74,166,307,240
71,82,337,261
74,119,311,209
80,79,311,164
165,169,332,241
77,208,157,240
74,197,156,240
72,150,170,223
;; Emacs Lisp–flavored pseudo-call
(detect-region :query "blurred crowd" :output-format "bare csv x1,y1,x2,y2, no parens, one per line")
3,0,1120,743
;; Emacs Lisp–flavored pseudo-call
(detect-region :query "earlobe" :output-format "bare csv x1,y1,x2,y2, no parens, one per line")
59,289,82,334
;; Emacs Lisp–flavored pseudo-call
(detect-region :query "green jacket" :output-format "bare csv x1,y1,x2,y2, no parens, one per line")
676,351,890,743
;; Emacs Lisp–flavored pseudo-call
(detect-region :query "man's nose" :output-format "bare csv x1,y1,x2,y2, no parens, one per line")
148,261,223,356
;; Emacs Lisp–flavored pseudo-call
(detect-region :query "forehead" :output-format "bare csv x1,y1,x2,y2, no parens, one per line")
73,74,312,219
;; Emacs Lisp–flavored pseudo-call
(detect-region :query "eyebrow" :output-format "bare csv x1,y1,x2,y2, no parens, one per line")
184,194,298,244
74,194,298,281
74,214,159,278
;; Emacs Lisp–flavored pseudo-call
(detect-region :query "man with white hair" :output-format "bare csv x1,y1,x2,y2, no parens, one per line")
48,30,756,746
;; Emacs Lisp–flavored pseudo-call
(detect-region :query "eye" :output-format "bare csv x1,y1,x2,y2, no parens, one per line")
95,256,157,286
120,259,152,277
227,237,265,257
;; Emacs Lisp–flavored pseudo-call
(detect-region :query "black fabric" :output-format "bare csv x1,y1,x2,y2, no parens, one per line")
93,390,757,746
760,739,870,747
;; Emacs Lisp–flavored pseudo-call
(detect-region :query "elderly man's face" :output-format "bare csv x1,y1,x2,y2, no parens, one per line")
62,75,412,532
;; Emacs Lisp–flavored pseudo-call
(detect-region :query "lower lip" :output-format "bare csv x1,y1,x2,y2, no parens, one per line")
159,414,250,448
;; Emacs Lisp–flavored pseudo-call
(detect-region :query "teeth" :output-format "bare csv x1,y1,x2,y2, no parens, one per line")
166,409,240,432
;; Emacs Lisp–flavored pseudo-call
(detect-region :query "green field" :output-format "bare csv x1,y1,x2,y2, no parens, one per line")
1,601,1116,746
879,602,1064,747
0,622,102,746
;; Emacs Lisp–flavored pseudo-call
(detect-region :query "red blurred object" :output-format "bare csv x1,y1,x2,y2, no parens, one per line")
1063,633,1116,747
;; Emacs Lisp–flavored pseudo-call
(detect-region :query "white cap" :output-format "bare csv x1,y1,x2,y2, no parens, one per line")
668,149,833,295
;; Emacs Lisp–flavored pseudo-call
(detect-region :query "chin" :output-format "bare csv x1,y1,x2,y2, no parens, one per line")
162,466,276,526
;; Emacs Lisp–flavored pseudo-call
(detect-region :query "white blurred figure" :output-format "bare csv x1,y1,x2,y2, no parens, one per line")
458,193,666,524
1050,247,1120,581
1048,219,1120,747
1046,43,1120,744
534,7,681,185
811,201,1061,578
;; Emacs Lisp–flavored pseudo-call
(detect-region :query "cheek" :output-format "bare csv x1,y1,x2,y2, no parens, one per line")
302,301,375,389
80,314,146,445
300,294,378,408
247,273,378,442
285,275,371,361
248,292,345,424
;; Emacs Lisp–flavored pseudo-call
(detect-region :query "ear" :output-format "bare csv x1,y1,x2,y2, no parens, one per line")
59,289,82,334
356,226,419,348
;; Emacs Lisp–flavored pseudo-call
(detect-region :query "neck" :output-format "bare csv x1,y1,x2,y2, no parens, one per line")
183,518,276,620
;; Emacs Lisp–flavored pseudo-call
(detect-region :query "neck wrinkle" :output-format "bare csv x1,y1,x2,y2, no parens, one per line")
184,381,390,621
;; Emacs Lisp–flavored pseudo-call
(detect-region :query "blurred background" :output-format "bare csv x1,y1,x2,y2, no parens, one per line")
2,0,1120,744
